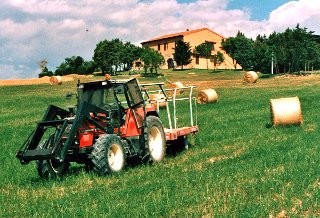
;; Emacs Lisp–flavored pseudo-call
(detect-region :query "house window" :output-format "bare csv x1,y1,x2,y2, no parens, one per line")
164,43,168,50
205,41,215,51
195,56,199,65
158,44,161,51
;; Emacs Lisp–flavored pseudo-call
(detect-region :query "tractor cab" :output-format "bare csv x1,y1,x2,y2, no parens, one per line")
76,78,146,134
77,78,144,111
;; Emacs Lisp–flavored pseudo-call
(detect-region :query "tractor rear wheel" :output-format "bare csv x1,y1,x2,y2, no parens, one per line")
142,116,166,163
92,134,126,176
36,140,70,178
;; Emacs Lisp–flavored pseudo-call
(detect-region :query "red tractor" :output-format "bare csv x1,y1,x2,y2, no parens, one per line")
16,78,198,178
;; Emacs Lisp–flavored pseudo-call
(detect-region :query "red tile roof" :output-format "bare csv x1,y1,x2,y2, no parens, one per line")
141,28,224,44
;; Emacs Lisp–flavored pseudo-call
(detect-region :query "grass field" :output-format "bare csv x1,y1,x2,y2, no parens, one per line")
1,70,320,217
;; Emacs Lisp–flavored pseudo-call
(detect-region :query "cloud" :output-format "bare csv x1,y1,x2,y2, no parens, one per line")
0,0,319,79
0,64,35,79
269,0,320,33
7,0,71,15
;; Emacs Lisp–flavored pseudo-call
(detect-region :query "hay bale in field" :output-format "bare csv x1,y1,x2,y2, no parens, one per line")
49,76,62,85
270,96,303,126
169,82,184,95
197,89,218,104
244,71,258,83
64,74,93,79
149,93,167,108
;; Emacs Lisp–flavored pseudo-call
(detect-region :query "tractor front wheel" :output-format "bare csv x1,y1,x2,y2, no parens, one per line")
142,116,166,163
92,134,126,176
36,141,70,178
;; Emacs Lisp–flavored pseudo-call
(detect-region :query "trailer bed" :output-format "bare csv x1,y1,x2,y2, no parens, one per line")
164,126,199,141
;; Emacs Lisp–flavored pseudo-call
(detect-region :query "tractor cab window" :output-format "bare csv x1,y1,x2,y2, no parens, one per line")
104,87,118,108
125,79,144,107
79,87,105,108
113,85,129,109
78,83,116,110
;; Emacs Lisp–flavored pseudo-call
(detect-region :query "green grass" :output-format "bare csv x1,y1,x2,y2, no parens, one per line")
1,71,320,217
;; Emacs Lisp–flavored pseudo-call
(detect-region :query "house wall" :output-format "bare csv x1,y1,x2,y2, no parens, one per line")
184,29,240,70
142,29,241,70
142,36,182,68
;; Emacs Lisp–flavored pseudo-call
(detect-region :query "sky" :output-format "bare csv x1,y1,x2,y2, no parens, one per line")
1,0,319,80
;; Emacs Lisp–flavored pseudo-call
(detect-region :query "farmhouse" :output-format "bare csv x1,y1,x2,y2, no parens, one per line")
141,27,241,70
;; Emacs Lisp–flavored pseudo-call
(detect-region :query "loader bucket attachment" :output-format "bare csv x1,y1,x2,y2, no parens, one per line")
16,102,110,164
16,105,72,164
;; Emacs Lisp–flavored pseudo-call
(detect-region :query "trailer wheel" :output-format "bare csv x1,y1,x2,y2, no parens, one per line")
167,136,188,156
36,140,70,178
92,134,126,176
143,116,166,163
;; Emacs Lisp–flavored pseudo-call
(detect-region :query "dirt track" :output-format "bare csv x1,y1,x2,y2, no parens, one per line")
1,73,318,88
0,74,92,86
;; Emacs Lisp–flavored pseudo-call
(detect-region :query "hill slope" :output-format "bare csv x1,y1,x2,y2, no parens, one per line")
0,70,319,217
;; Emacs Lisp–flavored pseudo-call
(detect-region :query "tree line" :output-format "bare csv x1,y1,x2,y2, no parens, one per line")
39,39,165,77
222,25,320,73
39,37,225,78
39,25,320,77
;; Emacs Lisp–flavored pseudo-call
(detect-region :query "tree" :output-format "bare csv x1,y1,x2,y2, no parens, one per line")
194,42,213,70
140,47,165,74
38,58,48,73
266,25,320,73
38,58,53,77
93,39,141,75
234,32,255,70
93,39,122,75
173,40,192,69
78,61,96,75
211,51,225,71
222,26,320,74
252,35,271,73
38,66,53,78
65,56,84,74
221,37,238,69
222,32,255,70
54,56,84,75
120,42,142,71
55,63,67,76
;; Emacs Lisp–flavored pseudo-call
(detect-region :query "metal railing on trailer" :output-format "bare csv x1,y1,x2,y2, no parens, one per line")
139,82,198,136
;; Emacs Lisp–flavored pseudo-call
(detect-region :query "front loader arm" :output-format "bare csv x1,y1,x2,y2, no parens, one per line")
59,101,110,161
16,105,71,164
30,105,71,151
16,102,110,164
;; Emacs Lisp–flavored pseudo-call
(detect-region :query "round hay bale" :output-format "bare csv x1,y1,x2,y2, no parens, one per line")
244,71,258,83
49,76,62,85
169,82,184,95
270,96,303,126
197,89,218,104
149,93,167,108
170,81,184,89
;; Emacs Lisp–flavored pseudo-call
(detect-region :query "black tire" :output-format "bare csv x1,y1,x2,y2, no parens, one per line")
176,136,189,150
36,140,70,178
92,134,126,176
142,116,166,163
84,159,94,172
167,136,188,156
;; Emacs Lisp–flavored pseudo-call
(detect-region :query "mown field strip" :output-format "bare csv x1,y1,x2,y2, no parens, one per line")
1,70,320,217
